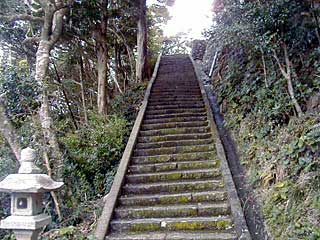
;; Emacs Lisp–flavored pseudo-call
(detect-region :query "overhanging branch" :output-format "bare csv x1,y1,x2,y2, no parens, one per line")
0,14,44,23
23,37,41,44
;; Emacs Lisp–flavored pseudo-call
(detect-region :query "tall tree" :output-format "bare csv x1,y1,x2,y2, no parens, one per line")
1,0,72,179
96,0,109,115
136,0,148,82
35,0,71,180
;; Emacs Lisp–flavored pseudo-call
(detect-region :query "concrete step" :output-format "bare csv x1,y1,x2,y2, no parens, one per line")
153,83,199,86
149,95,202,100
148,101,204,107
143,116,207,125
151,88,200,92
128,160,220,174
108,232,237,240
119,191,228,207
150,95,202,101
149,96,202,102
134,144,215,157
151,91,201,95
146,108,206,116
153,83,198,86
110,216,233,233
153,79,197,82
141,121,208,131
151,88,201,94
138,133,212,143
123,179,224,195
131,151,216,164
115,203,231,219
136,139,213,150
139,126,210,137
126,168,222,184
148,100,203,106
152,81,198,85
147,103,205,111
144,112,207,121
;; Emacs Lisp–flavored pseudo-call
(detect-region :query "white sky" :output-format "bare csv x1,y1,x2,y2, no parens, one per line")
148,0,213,39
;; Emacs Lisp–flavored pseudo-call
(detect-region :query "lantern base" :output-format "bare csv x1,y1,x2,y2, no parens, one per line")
0,213,50,230
13,229,40,240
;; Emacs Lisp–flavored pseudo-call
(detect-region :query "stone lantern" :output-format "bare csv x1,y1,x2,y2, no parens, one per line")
0,147,64,240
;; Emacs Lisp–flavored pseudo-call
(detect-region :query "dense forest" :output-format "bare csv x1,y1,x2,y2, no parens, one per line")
206,0,320,239
0,0,319,239
0,0,176,239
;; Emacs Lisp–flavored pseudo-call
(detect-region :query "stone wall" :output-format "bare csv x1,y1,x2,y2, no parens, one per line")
191,39,218,76
191,40,207,61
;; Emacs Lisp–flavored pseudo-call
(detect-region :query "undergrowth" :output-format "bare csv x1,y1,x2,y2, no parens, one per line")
0,82,146,239
214,47,320,239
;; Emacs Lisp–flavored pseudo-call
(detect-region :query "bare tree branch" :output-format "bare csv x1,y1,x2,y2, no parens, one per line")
0,14,44,23
49,8,68,46
272,49,289,79
272,46,303,117
108,25,135,80
23,37,41,44
0,94,21,161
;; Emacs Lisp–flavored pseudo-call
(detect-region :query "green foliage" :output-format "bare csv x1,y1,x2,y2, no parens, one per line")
209,0,320,239
0,136,17,239
0,0,167,238
41,226,98,240
148,3,171,57
61,113,129,202
233,111,319,239
110,82,147,123
162,33,190,55
2,233,15,240
0,61,39,126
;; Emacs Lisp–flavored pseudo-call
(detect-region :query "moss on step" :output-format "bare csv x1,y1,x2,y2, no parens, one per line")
128,170,222,184
135,144,215,156
141,127,210,137
192,191,227,202
129,223,160,232
140,133,212,143
166,219,233,231
133,151,217,164
124,179,225,194
216,220,233,230
159,194,191,204
178,160,220,169
126,219,233,233
118,207,198,218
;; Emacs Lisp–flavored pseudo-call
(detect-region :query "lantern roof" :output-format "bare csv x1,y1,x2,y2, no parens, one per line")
0,147,64,193
0,174,64,193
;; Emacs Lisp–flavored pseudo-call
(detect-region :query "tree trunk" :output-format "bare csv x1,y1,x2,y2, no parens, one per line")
35,3,69,181
260,47,269,88
52,60,78,130
96,0,109,115
97,43,108,115
114,45,120,93
79,56,88,125
43,150,62,221
311,0,320,45
39,89,64,180
272,45,303,117
283,45,303,117
109,26,135,81
0,96,21,161
136,0,148,82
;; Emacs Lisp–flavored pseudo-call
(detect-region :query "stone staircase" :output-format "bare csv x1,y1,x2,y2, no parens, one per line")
103,55,246,239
